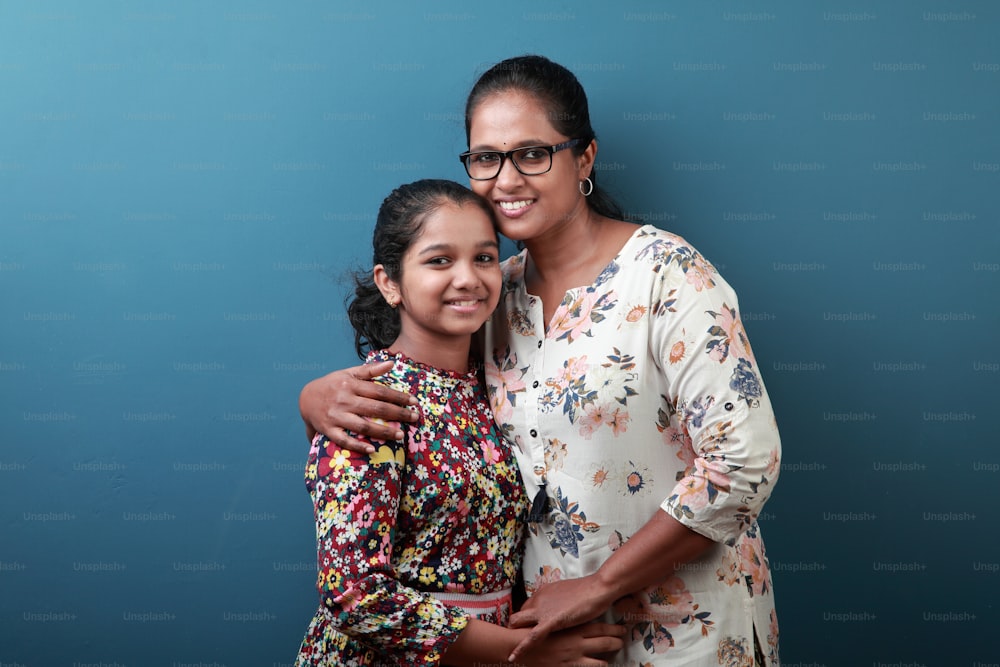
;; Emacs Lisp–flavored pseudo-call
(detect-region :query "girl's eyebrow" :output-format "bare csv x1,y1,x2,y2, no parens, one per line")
416,240,499,256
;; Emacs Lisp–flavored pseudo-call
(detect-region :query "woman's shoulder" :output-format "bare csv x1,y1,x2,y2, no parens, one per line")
500,249,527,281
628,223,697,252
624,224,710,263
614,224,730,298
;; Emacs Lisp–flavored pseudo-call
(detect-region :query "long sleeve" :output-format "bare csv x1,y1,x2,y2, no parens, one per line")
306,434,468,664
645,238,782,546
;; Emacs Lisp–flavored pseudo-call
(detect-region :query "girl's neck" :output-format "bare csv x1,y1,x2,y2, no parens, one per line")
388,333,472,374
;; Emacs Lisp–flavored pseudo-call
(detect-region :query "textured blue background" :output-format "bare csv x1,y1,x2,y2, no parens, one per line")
1,2,997,665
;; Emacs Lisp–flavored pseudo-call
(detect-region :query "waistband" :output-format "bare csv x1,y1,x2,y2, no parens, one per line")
429,588,512,618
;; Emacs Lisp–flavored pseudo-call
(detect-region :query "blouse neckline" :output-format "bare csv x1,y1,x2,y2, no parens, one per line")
367,348,479,384
519,223,652,299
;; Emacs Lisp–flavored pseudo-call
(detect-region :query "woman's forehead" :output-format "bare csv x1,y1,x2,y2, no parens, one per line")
468,91,559,143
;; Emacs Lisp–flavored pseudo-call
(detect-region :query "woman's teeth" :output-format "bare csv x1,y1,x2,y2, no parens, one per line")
499,200,532,211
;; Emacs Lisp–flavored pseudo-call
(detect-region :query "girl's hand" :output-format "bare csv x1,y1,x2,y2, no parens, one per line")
299,360,418,453
517,622,625,667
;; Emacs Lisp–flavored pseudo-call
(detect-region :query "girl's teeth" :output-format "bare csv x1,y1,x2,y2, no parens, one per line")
499,200,531,210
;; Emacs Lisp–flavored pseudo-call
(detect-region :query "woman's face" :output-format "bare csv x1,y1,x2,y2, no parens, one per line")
466,91,595,244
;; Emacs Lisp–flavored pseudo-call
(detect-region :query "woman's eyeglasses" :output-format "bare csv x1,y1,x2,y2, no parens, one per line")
459,138,584,181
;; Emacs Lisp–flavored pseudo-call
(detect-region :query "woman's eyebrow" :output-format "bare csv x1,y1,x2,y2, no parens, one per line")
469,138,549,152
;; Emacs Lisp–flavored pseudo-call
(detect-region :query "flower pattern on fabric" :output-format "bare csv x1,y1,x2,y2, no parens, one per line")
535,486,600,559
544,438,569,473
538,350,640,439
704,303,763,409
705,303,754,365
484,344,527,436
588,459,655,498
766,608,780,665
296,351,526,667
717,636,752,667
730,359,763,408
523,564,564,596
484,225,781,665
548,287,619,343
615,576,714,655
539,355,595,423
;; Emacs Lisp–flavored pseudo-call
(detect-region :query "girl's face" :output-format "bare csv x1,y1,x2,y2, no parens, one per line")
466,90,596,244
376,201,501,347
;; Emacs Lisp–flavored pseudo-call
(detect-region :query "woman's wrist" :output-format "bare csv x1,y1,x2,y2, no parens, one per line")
589,568,625,609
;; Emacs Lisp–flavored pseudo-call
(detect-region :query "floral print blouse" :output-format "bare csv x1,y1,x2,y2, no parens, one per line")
484,225,782,666
296,350,526,667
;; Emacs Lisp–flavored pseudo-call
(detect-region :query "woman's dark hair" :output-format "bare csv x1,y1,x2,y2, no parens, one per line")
465,54,624,221
347,179,497,358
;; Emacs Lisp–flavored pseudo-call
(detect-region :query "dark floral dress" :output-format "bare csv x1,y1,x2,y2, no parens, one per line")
295,350,526,667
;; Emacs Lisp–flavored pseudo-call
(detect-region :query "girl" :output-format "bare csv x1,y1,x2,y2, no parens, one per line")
295,179,622,667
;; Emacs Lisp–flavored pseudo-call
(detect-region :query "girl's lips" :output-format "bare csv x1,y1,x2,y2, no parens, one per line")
445,298,488,314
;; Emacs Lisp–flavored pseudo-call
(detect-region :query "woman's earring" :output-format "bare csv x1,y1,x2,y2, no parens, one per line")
579,177,594,197
387,296,398,309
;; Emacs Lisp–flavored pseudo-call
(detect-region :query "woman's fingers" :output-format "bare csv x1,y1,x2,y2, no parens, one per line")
351,359,396,382
325,427,374,454
302,362,420,446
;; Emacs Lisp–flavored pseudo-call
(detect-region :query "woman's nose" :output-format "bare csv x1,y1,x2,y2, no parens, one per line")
494,155,525,189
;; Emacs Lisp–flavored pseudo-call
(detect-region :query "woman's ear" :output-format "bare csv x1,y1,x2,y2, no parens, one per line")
577,138,598,180
373,264,400,307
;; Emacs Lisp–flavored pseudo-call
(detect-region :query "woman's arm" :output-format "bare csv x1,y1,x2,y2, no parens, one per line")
507,511,712,660
299,359,419,452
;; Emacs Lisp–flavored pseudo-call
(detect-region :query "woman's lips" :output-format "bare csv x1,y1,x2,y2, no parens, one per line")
496,199,535,217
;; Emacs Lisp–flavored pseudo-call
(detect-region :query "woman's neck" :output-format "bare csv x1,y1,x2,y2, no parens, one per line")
523,208,603,286
524,212,639,293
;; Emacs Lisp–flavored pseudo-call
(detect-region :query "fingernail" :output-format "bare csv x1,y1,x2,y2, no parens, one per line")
394,430,404,440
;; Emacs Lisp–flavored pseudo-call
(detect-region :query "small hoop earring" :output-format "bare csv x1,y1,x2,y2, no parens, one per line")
387,297,398,309
579,177,594,197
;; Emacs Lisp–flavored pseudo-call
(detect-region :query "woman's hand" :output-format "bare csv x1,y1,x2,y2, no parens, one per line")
298,360,418,453
508,510,715,661
507,575,615,662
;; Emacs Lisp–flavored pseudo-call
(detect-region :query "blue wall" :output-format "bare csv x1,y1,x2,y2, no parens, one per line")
1,2,997,665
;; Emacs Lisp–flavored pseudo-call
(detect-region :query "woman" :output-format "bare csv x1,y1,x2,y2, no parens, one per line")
295,178,623,666
302,57,782,666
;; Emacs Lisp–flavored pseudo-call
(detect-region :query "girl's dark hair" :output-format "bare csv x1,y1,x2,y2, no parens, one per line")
465,54,624,221
347,179,497,358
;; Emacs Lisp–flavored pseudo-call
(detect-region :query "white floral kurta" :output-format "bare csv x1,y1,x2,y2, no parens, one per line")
484,225,782,666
